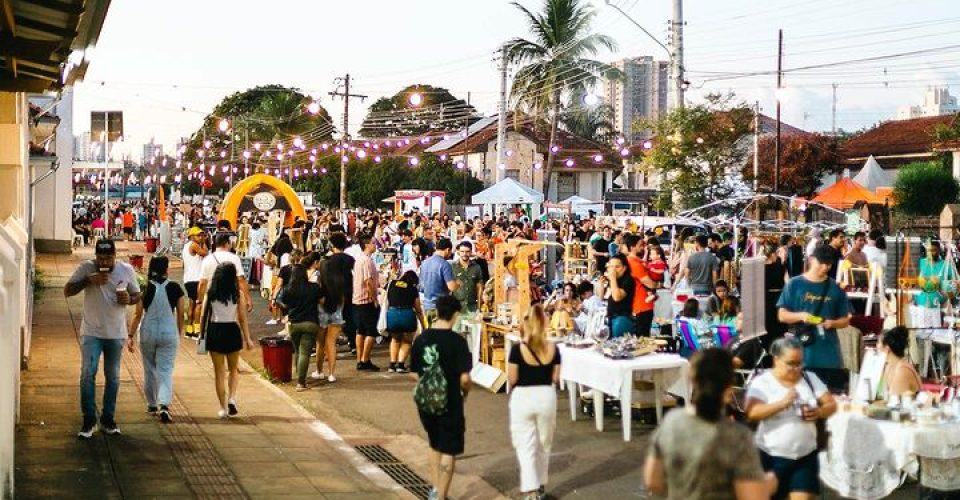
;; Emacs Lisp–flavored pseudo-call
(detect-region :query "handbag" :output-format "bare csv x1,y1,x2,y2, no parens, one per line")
789,279,831,347
197,297,210,355
802,371,829,452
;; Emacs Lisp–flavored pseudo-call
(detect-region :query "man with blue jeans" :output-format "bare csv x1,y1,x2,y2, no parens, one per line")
64,240,141,438
419,238,459,326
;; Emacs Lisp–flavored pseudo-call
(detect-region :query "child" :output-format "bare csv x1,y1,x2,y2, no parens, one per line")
645,245,668,303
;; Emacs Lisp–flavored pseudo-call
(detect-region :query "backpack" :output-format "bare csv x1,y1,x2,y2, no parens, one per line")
413,344,448,416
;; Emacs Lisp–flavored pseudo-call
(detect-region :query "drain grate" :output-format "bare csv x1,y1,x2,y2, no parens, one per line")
355,444,433,499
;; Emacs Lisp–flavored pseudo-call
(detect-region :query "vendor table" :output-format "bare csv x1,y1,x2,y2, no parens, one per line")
558,345,688,442
820,411,960,499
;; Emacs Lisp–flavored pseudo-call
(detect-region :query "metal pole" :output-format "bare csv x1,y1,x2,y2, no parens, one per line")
671,0,685,109
774,29,783,194
753,101,760,192
103,113,109,235
340,74,350,210
495,44,509,183
831,83,838,136
463,91,470,205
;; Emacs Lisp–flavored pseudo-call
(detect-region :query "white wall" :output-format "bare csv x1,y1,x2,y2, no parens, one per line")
0,90,29,500
577,171,608,201
31,89,74,247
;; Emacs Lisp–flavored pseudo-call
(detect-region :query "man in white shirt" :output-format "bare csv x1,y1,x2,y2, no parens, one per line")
182,227,208,336
199,233,251,312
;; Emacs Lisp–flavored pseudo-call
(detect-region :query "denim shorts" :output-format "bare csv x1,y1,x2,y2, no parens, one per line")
317,305,344,327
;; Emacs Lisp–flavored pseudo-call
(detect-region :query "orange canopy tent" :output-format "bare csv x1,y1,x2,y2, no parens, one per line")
812,177,882,209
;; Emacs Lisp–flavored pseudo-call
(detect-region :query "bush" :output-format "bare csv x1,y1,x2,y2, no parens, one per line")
893,161,959,215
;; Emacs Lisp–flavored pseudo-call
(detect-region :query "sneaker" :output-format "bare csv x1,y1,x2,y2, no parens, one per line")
396,363,410,373
357,362,365,371
184,324,194,335
217,409,229,419
388,362,397,373
158,406,172,423
227,399,238,416
295,384,309,392
146,406,158,415
327,374,337,383
266,319,278,325
365,361,381,372
100,418,121,435
77,419,97,439
310,371,324,380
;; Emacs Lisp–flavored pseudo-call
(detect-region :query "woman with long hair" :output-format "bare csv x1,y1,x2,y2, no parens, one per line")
200,263,253,418
314,255,348,383
509,304,561,500
645,348,775,499
281,265,322,391
129,256,186,423
385,270,426,373
876,326,922,399
606,254,636,338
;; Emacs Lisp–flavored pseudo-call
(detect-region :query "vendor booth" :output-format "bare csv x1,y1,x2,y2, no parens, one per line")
471,177,543,219
217,173,306,230
387,190,446,215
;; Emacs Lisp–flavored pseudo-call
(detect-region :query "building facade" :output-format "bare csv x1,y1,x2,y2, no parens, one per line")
897,87,959,120
603,56,669,143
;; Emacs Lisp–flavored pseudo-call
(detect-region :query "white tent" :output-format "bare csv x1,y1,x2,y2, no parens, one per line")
561,195,595,205
471,177,544,205
853,155,895,191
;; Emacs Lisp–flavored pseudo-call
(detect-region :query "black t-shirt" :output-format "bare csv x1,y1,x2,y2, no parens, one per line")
607,273,636,318
784,244,805,278
278,264,292,283
283,282,321,324
508,343,561,387
411,328,472,412
144,280,185,312
387,279,418,309
326,252,355,298
765,260,786,291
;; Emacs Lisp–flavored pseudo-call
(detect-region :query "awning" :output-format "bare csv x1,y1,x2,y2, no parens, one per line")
471,177,543,205
812,177,882,209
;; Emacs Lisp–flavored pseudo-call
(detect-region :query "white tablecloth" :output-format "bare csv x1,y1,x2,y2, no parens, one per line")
558,346,689,441
821,412,960,499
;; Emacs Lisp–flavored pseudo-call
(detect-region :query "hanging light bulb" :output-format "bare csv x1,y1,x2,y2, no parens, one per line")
593,154,603,163
439,154,448,161
253,142,262,151
620,148,630,157
321,167,328,174
321,143,329,150
409,157,419,166
293,137,304,149
243,150,251,159
408,92,423,106
565,159,575,167
456,161,465,170
204,140,211,149
356,149,367,159
218,118,230,132
374,155,382,163
309,155,317,162
219,150,227,158
307,101,321,114
276,142,284,152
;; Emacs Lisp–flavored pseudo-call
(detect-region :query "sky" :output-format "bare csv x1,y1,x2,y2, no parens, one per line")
72,0,960,160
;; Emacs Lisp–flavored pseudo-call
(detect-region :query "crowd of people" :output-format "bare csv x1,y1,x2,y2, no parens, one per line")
68,196,960,499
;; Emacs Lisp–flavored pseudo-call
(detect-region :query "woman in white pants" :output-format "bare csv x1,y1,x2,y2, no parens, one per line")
508,304,561,500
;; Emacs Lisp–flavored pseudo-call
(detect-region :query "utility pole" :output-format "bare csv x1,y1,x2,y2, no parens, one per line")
329,74,367,210
463,91,471,205
774,29,783,194
495,44,509,184
753,101,760,193
831,83,838,136
671,0,685,109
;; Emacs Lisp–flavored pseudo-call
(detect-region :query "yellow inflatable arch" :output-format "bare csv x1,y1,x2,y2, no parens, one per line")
218,174,307,230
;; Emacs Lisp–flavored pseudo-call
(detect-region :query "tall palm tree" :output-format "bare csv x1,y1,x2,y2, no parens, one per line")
561,89,617,145
506,0,619,198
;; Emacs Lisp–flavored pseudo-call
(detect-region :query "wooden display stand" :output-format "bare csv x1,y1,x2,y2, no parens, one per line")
563,241,591,283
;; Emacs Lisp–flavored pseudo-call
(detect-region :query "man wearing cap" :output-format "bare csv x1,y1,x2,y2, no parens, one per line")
64,239,142,438
182,227,208,337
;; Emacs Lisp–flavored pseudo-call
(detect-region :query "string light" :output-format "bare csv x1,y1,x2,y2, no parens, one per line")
565,159,575,167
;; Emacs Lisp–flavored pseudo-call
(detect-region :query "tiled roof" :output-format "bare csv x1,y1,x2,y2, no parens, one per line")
758,114,807,136
839,114,958,164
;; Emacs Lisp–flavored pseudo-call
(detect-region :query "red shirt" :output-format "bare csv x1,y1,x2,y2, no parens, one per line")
627,255,653,314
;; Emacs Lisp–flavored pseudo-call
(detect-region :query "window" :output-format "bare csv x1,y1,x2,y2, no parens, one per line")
557,172,577,200
504,169,520,181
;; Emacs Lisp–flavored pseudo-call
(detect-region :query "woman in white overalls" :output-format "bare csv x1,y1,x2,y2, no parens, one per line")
130,256,186,423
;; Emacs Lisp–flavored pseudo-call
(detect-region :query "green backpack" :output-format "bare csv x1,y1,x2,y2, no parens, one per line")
413,344,448,416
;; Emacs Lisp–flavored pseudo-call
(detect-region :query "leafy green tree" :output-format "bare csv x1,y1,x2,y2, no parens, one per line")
639,93,754,211
358,84,478,138
744,133,838,198
893,161,959,215
506,0,620,198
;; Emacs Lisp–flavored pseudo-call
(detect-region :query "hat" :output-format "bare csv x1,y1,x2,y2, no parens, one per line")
94,239,116,255
186,227,203,237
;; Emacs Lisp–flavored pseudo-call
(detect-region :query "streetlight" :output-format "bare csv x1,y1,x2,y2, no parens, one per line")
583,93,600,106
307,101,321,114
218,118,230,133
408,92,423,107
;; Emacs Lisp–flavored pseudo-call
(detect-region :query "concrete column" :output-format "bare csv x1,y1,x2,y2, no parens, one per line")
952,151,960,180
0,90,27,500
32,89,74,253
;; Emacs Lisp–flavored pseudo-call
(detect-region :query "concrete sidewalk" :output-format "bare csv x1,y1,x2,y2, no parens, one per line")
17,247,408,499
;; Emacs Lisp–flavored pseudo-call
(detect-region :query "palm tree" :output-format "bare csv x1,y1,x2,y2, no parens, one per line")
561,89,617,145
506,0,620,198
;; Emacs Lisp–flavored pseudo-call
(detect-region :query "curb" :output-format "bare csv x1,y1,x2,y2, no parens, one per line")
236,356,415,499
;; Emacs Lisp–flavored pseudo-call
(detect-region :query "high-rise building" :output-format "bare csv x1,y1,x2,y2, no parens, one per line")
142,138,163,163
897,86,959,120
73,131,93,161
603,56,669,143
